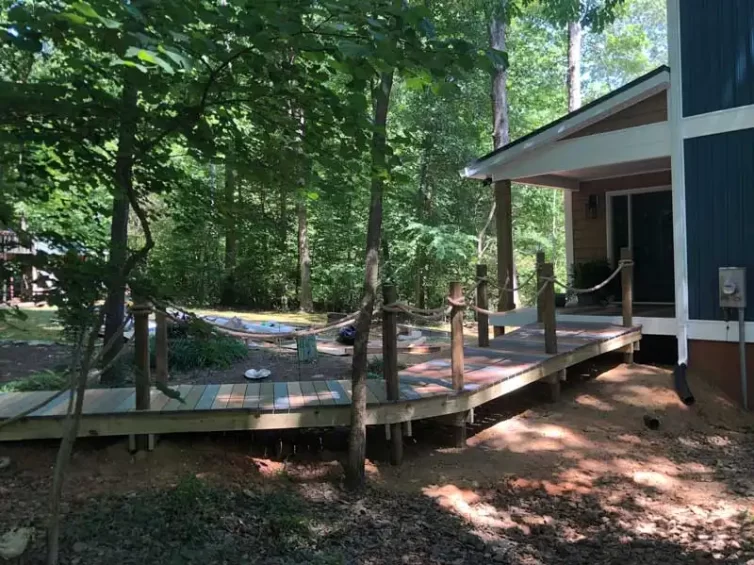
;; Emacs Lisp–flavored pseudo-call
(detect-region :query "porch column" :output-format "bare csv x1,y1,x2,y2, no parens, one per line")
494,179,514,336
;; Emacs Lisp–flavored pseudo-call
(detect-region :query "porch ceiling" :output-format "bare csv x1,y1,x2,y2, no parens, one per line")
558,156,670,180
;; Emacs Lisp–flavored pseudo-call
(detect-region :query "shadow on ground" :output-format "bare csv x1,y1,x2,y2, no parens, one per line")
2,356,754,564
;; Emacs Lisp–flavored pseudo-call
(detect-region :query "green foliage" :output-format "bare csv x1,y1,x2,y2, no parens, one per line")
367,356,407,380
571,258,618,301
151,332,248,372
0,369,67,392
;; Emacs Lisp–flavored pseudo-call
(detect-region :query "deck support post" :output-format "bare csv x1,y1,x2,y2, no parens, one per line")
382,284,402,465
132,300,152,452
155,311,169,385
540,263,560,402
535,251,545,323
621,247,634,365
494,180,514,337
476,264,489,347
450,281,466,447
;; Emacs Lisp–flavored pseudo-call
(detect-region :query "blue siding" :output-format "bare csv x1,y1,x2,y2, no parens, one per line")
685,128,754,321
680,0,754,117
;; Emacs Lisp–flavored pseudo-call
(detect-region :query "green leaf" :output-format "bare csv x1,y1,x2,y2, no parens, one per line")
56,13,88,25
70,2,99,19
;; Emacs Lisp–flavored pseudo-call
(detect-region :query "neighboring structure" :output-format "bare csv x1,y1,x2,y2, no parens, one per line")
0,228,34,302
463,0,754,408
0,228,54,303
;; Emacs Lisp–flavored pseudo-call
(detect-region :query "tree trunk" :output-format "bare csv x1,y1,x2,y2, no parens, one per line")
345,70,394,490
221,156,237,306
490,16,509,149
490,10,514,332
567,20,582,113
101,77,137,384
297,198,313,312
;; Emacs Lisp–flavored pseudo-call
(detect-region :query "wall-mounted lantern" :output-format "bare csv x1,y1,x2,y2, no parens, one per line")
587,194,599,219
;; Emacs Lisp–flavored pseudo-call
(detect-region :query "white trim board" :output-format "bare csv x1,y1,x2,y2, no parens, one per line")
462,70,670,180
493,122,670,182
688,320,754,343
565,190,574,273
682,104,754,140
667,0,691,365
488,307,676,336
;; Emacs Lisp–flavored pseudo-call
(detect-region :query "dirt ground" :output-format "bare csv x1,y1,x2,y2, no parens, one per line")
0,343,70,383
1,358,754,563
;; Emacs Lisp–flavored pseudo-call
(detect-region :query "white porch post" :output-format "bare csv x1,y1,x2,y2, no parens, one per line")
564,188,575,276
667,0,690,365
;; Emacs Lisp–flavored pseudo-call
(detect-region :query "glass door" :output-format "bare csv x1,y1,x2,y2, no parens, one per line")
610,189,674,303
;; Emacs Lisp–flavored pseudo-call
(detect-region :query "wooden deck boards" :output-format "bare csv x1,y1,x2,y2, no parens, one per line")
0,321,641,441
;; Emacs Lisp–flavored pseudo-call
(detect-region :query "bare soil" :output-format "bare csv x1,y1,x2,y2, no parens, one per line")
2,358,754,563
0,343,70,383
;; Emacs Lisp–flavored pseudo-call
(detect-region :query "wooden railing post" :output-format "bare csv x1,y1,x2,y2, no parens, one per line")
382,284,402,465
132,300,152,452
621,247,634,364
540,263,560,402
449,281,466,446
155,311,169,385
536,250,545,323
476,264,489,347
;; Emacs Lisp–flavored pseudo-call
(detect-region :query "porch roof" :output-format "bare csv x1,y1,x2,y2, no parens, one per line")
463,66,671,189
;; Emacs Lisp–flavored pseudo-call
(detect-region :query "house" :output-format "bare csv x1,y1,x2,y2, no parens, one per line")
463,0,754,408
0,228,56,303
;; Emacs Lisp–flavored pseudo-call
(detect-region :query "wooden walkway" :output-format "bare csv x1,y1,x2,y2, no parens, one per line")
0,322,640,442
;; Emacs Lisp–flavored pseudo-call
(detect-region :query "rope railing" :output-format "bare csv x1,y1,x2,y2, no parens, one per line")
549,259,633,295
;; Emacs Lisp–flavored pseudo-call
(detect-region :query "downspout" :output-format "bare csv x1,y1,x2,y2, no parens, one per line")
667,0,694,404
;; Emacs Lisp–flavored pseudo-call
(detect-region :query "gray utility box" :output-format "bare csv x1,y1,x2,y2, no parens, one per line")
719,267,747,309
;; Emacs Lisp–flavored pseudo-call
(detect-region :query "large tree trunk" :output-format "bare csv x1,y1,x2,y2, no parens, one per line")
101,78,137,384
221,156,237,306
567,20,582,113
345,70,394,490
297,198,313,312
490,12,514,330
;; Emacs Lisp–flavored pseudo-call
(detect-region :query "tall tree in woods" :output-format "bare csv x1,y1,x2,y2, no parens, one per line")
488,2,515,323
222,155,238,306
567,19,582,112
346,69,394,489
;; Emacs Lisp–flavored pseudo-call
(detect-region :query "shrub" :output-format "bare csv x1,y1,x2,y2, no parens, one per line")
366,356,406,380
1,369,68,392
150,332,248,372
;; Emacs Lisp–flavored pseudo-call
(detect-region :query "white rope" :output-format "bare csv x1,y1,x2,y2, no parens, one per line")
382,302,447,315
550,259,632,295
153,302,364,342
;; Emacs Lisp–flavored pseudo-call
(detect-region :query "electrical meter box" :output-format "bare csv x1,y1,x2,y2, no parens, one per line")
719,267,747,309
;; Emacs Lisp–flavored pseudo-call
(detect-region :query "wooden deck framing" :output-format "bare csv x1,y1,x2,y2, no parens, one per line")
0,322,640,442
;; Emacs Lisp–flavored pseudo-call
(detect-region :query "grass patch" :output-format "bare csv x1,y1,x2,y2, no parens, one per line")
152,333,248,372
0,369,67,392
0,308,63,341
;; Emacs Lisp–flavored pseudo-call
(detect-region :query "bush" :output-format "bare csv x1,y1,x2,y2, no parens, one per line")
150,332,248,372
366,357,406,380
571,258,619,303
1,369,67,392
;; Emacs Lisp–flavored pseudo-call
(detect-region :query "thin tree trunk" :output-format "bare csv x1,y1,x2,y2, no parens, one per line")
567,20,582,113
490,16,509,149
221,156,237,306
101,77,137,384
47,313,101,565
297,198,313,312
346,70,394,489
